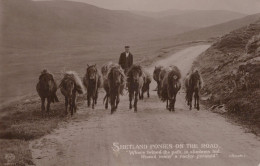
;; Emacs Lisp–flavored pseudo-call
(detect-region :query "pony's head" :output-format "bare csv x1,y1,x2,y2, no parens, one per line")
109,67,124,86
191,72,201,90
153,66,163,82
128,65,143,83
65,79,75,95
169,73,180,89
39,71,53,92
86,64,97,80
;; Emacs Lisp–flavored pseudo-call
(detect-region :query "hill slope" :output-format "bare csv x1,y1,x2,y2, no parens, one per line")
174,13,260,41
193,20,260,133
1,0,193,50
133,9,246,27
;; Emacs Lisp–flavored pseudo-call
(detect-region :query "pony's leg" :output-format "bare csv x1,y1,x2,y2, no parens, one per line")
194,92,197,108
47,97,51,114
195,91,200,110
129,91,133,109
157,83,160,97
147,84,150,98
65,97,68,115
172,94,177,112
92,95,95,109
73,93,77,113
168,96,173,111
95,90,98,105
110,94,116,114
105,93,109,109
41,98,45,114
134,90,138,112
116,95,120,109
87,93,91,107
190,91,193,110
69,97,73,116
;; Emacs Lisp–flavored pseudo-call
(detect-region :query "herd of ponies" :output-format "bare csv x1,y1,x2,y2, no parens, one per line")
36,62,202,115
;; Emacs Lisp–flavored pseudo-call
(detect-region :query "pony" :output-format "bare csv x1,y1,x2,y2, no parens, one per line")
106,64,126,114
83,64,102,109
185,69,203,110
127,65,144,112
153,66,163,96
60,71,85,115
140,70,152,99
101,62,117,109
160,66,181,111
36,69,59,114
158,67,172,108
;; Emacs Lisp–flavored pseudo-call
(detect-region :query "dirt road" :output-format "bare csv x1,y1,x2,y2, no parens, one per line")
30,45,260,166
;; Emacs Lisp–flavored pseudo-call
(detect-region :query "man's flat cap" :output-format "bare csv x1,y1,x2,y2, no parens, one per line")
125,46,130,48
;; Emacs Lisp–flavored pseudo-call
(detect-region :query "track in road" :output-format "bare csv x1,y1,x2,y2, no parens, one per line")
30,45,260,166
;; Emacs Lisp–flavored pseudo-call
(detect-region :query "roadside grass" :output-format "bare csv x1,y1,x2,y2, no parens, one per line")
0,139,32,166
0,94,85,165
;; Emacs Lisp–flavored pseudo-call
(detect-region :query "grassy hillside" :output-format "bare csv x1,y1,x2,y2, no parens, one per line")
174,13,260,41
193,20,260,133
161,10,246,28
2,0,193,50
133,9,246,27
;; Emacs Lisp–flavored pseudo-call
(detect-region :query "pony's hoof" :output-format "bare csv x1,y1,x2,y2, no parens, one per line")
111,109,115,114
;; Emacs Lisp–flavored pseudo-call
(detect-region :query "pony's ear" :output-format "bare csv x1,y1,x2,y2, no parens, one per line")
87,64,89,68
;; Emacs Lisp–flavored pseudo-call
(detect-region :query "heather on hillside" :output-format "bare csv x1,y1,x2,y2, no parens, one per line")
194,20,260,133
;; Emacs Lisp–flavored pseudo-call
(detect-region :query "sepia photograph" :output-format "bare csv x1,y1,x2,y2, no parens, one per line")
0,0,260,165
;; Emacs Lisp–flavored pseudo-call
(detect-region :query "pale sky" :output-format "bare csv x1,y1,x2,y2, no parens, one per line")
68,0,260,14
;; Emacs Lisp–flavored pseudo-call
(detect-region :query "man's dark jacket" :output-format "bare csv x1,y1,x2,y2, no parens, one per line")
119,52,133,70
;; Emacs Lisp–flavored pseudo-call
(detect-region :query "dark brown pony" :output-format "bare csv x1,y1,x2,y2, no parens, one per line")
36,70,59,114
83,64,102,109
127,65,144,112
153,66,163,96
185,70,202,110
158,67,171,108
106,64,126,114
140,70,152,99
101,62,116,110
160,66,181,111
60,71,85,116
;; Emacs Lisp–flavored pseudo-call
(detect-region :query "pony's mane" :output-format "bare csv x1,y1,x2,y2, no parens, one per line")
155,65,163,70
169,66,181,80
128,65,143,74
64,71,86,94
143,70,152,81
39,69,54,81
102,62,118,77
190,70,203,88
107,64,126,83
107,64,126,95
